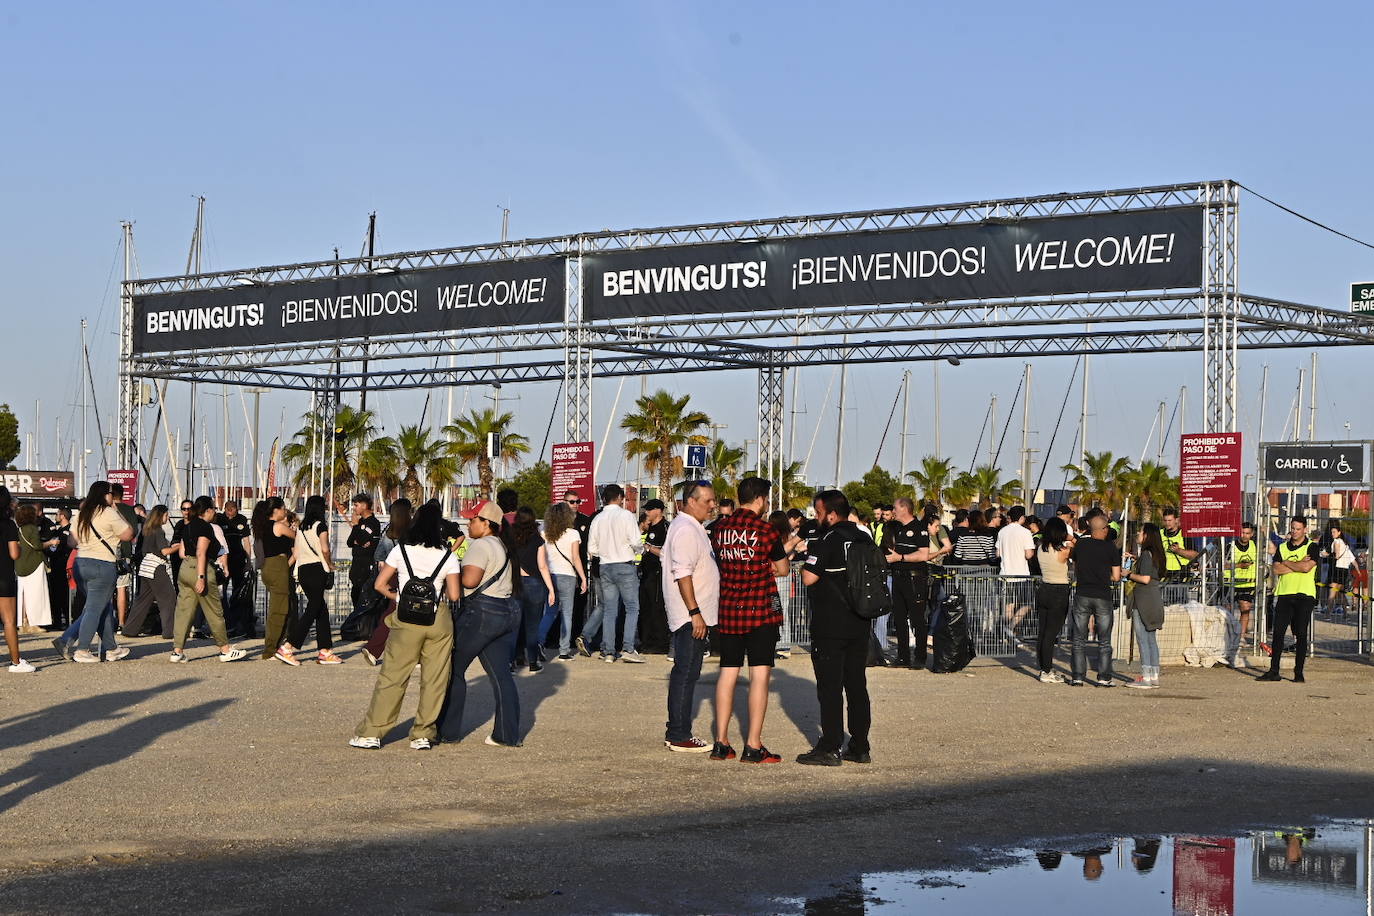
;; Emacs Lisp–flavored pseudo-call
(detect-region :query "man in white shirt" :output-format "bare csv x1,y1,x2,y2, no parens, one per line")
586,484,646,663
662,480,719,751
997,506,1036,632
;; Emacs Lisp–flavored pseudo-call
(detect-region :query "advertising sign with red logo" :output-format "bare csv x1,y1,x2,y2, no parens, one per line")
551,442,596,509
106,469,140,504
1180,433,1243,537
0,471,75,499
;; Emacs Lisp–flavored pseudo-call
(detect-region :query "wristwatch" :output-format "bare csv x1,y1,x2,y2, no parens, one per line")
688,607,702,617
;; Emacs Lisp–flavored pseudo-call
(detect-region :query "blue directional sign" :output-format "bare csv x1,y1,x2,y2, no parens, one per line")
684,444,708,470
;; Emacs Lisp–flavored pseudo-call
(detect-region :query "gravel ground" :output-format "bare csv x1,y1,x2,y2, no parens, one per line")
0,632,1371,914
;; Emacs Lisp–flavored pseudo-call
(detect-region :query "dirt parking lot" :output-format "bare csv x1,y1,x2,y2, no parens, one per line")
0,632,1370,914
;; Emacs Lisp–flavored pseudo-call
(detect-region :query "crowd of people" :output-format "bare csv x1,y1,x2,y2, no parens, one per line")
0,474,1364,762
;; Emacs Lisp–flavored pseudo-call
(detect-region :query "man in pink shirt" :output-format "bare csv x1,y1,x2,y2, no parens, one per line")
661,480,720,752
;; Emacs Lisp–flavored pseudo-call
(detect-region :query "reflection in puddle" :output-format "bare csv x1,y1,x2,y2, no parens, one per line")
790,822,1372,914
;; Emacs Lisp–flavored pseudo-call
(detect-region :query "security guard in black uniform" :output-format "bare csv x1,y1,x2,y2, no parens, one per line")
881,497,933,669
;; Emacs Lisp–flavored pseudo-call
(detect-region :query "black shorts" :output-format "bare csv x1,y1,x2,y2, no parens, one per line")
0,577,15,599
1329,567,1350,588
1233,587,1255,604
717,624,780,668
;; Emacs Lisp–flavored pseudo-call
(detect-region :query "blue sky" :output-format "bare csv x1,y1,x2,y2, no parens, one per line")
2,1,1371,495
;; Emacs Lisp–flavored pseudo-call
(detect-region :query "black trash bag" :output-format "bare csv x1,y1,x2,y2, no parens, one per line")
931,590,976,673
339,594,386,642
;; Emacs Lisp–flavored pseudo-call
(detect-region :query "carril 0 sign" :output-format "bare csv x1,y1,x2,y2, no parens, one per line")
1353,281,1374,314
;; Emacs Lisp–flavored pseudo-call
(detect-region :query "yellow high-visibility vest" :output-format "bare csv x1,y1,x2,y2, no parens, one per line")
1275,539,1317,598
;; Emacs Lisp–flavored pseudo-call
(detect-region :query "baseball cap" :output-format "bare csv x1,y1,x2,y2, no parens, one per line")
1055,505,1073,516
461,500,503,525
643,499,666,511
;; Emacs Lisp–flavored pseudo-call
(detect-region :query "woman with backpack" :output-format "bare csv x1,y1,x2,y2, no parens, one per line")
436,500,523,747
350,500,460,750
276,495,343,666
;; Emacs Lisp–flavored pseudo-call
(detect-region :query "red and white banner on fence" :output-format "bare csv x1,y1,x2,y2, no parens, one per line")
1179,433,1242,537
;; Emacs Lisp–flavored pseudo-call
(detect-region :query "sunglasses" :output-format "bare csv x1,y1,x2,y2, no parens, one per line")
567,499,582,505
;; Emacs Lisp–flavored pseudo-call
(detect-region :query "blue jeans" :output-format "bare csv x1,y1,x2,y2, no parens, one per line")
597,562,641,656
1132,613,1160,669
438,594,522,745
580,573,605,651
515,576,549,663
540,574,576,655
665,622,707,742
74,558,119,654
1071,595,1115,681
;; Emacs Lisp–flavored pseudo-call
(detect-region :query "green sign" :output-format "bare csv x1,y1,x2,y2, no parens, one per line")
1353,281,1374,314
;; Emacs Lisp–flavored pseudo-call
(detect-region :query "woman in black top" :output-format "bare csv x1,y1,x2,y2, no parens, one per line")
510,507,554,673
0,486,25,671
252,496,296,660
171,496,246,663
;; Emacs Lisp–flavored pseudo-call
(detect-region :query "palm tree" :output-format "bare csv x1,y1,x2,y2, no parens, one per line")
366,425,459,504
946,472,978,510
280,404,377,506
907,455,957,508
622,390,711,508
1124,460,1179,522
444,408,531,499
963,464,1022,509
1061,450,1135,511
704,440,747,498
358,440,401,502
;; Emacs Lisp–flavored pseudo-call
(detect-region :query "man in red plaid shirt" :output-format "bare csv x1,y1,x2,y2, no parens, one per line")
709,476,791,763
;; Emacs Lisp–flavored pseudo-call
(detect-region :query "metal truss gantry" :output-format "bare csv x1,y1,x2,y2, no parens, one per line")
120,180,1374,491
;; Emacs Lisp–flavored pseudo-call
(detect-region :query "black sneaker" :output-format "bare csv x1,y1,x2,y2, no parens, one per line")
741,745,781,764
557,652,575,660
528,659,543,673
710,741,737,761
1256,671,1282,682
840,747,872,764
795,747,842,767
1293,673,1306,683
1068,678,1085,686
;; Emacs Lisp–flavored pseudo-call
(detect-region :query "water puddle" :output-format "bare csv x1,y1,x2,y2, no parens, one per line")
787,821,1372,914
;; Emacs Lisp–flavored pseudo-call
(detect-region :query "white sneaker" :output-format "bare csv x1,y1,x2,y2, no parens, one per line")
361,648,379,666
218,648,247,662
776,648,792,659
1125,677,1152,689
602,653,616,664
169,652,189,664
620,650,645,664
349,736,381,749
1038,670,1064,684
107,647,131,662
8,659,36,673
409,738,432,750
72,650,101,664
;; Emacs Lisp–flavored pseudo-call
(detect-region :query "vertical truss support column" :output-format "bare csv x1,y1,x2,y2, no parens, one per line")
1202,180,1241,435
116,284,138,472
757,354,785,510
563,241,592,445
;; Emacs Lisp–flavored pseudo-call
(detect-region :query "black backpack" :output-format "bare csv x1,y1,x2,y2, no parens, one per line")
843,534,893,620
395,543,454,626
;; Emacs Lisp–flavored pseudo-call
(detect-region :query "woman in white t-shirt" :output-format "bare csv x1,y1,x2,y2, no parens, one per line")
350,501,460,750
539,502,586,660
1324,521,1361,616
